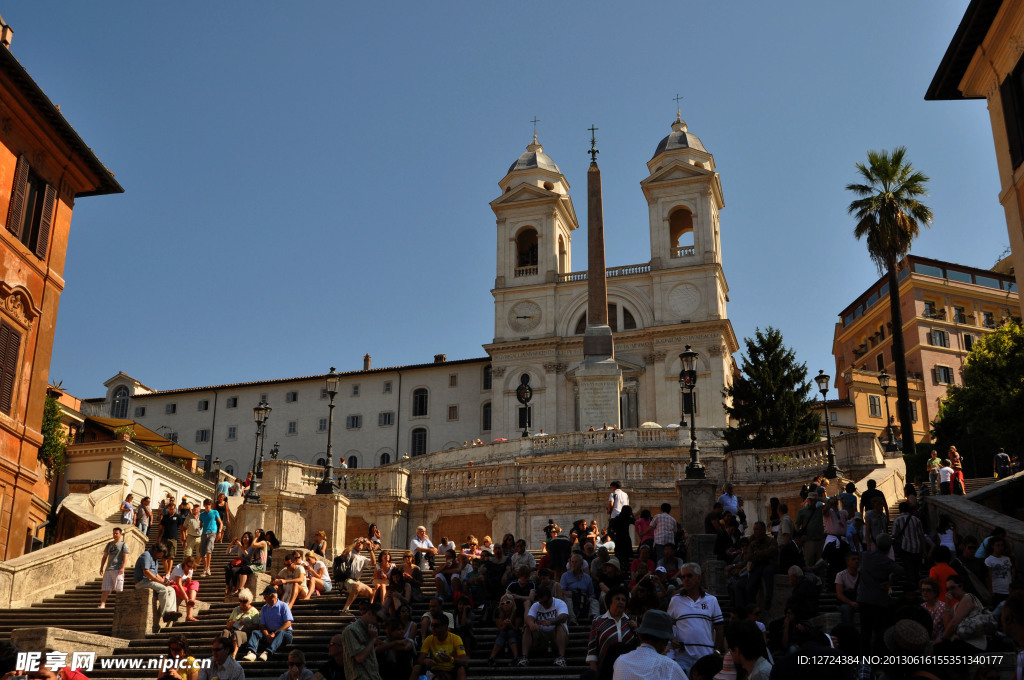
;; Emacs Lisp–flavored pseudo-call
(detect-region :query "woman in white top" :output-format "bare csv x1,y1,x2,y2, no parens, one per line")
303,550,332,598
169,555,201,622
938,460,955,495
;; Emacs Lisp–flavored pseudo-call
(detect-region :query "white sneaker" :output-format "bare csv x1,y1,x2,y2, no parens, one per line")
258,652,269,662
242,652,256,662
554,656,567,667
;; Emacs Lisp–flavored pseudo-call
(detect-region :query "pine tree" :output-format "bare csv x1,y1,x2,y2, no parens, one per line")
723,327,820,451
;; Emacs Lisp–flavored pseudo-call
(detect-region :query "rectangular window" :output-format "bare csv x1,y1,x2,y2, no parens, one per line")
934,366,955,384
352,384,360,397
346,414,362,429
909,402,918,423
954,306,967,324
260,393,268,403
830,412,838,423
518,406,532,429
447,405,459,421
875,353,884,372
287,420,298,435
868,395,882,417
166,431,178,443
383,381,392,394
411,428,427,457
964,334,974,352
483,365,492,390
0,320,22,415
165,403,177,415
227,426,237,441
318,417,328,432
482,403,491,431
195,429,210,443
930,330,950,348
285,391,298,403
320,388,328,400
378,411,394,427
226,397,238,408
983,311,996,328
198,399,209,411
5,155,56,259
449,374,458,388
134,406,146,417
923,301,936,317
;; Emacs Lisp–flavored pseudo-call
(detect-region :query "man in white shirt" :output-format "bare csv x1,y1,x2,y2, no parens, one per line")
519,585,569,668
607,481,628,519
411,525,437,569
666,562,723,675
612,609,686,680
337,538,375,612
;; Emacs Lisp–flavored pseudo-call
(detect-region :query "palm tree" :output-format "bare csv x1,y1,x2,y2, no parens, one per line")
846,147,933,456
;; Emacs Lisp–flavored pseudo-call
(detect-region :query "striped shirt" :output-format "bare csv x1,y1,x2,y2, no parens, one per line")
650,512,678,546
891,513,923,555
586,612,637,665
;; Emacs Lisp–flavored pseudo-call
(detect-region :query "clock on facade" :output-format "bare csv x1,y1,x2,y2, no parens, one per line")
508,300,542,332
668,284,701,318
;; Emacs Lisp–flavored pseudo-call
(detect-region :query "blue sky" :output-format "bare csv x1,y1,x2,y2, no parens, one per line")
4,3,1005,400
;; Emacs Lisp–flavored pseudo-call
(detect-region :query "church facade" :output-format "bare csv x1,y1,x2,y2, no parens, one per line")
85,114,737,475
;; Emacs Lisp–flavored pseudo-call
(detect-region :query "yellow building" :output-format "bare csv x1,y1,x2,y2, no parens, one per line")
832,255,1018,445
928,0,1024,318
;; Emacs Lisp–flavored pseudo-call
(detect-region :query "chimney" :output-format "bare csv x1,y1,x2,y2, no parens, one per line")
363,354,371,371
0,14,13,49
433,354,447,363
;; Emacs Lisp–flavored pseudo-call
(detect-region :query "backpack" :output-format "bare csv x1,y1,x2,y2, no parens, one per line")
333,554,354,583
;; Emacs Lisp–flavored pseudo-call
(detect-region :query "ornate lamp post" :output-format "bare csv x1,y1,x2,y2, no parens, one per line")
679,345,705,479
516,374,533,438
208,456,221,482
245,399,271,504
814,370,840,479
877,369,897,452
316,367,340,494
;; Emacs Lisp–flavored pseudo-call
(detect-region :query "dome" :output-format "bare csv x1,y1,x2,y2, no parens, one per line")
651,114,706,159
508,134,561,174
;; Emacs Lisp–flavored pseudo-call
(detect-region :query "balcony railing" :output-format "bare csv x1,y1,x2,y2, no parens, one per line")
672,245,695,258
556,263,651,283
514,265,538,277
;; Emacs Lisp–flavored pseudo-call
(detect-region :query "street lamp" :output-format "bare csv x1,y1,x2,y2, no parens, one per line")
316,367,340,494
245,399,271,504
877,369,897,452
679,345,705,479
208,456,221,482
814,370,840,479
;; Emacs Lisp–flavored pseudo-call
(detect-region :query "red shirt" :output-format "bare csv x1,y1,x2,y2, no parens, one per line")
929,562,957,600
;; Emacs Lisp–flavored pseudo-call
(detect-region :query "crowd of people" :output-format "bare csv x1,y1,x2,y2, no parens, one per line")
8,464,1024,680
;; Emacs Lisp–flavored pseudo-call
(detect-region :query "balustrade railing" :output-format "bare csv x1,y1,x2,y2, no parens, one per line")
672,245,695,258
514,265,538,277
556,262,651,283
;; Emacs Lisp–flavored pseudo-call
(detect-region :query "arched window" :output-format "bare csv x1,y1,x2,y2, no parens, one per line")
225,465,234,476
623,308,637,330
347,455,359,469
558,235,567,273
379,452,391,465
669,207,694,257
482,402,492,431
412,388,429,417
483,364,492,390
315,457,326,466
111,386,130,419
411,428,427,456
516,228,539,267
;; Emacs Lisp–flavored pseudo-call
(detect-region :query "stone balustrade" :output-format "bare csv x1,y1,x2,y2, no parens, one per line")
263,459,410,501
726,432,884,483
672,245,696,258
556,262,652,282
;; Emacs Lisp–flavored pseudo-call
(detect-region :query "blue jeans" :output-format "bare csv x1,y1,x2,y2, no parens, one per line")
746,563,775,607
928,471,938,495
246,629,293,656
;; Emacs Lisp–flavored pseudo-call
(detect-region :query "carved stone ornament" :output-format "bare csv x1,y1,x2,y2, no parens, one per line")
542,362,566,374
491,367,506,378
643,350,667,365
0,284,38,330
708,344,727,357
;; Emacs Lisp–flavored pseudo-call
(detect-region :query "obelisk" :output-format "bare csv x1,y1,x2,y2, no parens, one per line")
577,125,622,430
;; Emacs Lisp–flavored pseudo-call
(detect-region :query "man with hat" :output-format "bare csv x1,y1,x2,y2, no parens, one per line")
342,602,384,680
612,609,686,679
241,585,294,662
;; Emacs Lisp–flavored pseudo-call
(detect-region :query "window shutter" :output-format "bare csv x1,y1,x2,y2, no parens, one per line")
6,155,30,238
0,321,20,415
931,367,938,385
34,183,56,259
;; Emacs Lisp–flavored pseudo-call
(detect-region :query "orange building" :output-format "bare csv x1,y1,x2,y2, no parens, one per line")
832,255,1018,446
0,16,122,560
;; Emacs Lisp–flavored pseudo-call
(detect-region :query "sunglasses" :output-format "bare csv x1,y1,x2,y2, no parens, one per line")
211,647,226,653
288,662,304,667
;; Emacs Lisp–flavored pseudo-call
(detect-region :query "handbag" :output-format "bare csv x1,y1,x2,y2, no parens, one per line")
957,594,998,638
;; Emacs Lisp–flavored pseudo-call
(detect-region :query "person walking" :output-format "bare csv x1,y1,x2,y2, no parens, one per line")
98,526,129,608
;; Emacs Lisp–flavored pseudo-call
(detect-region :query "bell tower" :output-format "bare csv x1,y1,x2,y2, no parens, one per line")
641,112,725,272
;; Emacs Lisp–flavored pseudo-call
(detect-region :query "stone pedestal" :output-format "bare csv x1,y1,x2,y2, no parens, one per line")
232,501,267,540
576,353,622,431
112,588,169,639
224,572,272,602
303,494,350,556
11,628,129,657
676,478,719,537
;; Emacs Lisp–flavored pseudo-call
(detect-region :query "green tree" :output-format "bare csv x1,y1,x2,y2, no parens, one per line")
38,394,68,482
723,327,820,451
932,318,1024,461
846,147,933,456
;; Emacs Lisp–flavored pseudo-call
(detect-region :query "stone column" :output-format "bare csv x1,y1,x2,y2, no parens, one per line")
676,477,719,537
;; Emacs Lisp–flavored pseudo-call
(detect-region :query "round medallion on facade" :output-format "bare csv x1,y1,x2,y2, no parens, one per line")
668,284,701,318
509,300,542,332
